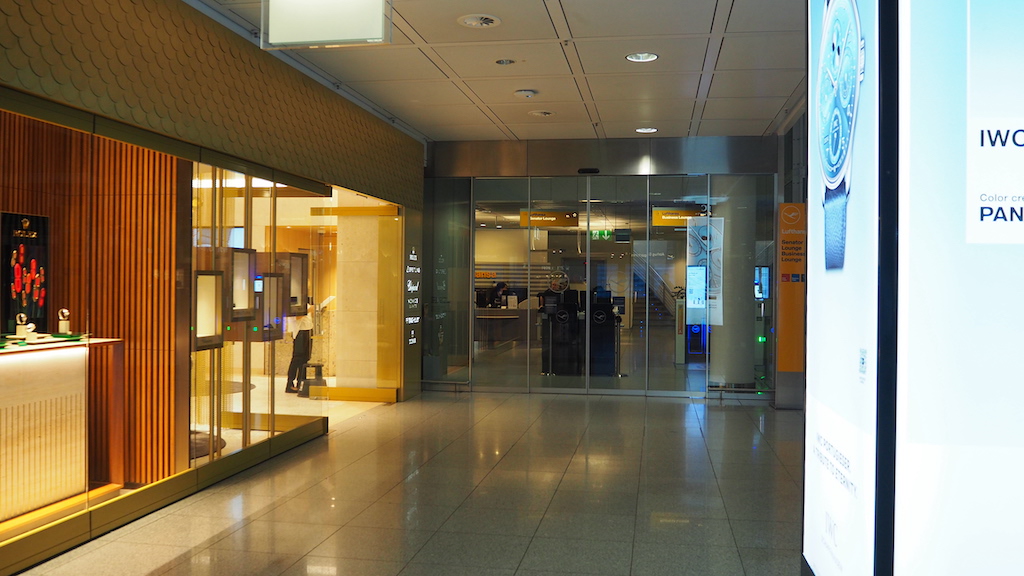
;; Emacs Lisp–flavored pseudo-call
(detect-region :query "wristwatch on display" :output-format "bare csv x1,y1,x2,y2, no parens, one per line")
816,0,865,270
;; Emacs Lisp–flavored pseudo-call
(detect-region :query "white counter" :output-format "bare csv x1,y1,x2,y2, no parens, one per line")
0,340,103,521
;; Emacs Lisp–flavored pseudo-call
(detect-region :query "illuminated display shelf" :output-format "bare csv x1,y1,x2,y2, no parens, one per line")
0,339,121,534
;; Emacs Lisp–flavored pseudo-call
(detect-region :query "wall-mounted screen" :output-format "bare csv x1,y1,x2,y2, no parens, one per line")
685,265,706,325
754,266,770,300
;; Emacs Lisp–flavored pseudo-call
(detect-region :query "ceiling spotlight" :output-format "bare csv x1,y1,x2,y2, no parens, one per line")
495,58,516,66
529,110,555,117
626,52,659,63
635,127,658,134
458,14,501,28
514,89,538,99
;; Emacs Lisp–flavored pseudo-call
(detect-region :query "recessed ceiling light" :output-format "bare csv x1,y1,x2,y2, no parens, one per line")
529,110,555,117
626,52,659,63
458,14,501,28
514,89,538,99
495,59,516,66
635,127,658,134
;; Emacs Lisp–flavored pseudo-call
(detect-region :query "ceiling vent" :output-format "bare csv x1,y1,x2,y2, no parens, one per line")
458,14,501,28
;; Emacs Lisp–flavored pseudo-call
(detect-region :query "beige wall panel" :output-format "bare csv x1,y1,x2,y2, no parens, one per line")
0,0,423,209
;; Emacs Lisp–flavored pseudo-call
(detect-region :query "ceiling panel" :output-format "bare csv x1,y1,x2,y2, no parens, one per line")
696,119,772,136
390,104,494,127
394,0,556,43
489,101,592,125
192,0,810,142
575,38,709,74
716,33,805,70
464,77,582,104
434,43,571,79
727,0,805,33
708,70,804,98
224,3,260,30
561,0,717,37
295,47,445,82
703,97,788,120
420,124,510,141
507,122,599,140
601,120,691,139
587,74,702,101
596,99,695,122
347,81,473,108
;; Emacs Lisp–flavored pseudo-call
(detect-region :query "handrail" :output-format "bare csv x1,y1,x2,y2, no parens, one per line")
632,254,678,318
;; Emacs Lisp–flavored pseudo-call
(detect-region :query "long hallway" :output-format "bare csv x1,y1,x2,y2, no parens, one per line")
22,393,803,576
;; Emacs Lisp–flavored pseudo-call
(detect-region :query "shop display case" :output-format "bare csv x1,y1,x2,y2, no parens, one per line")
256,273,285,341
229,248,256,321
287,252,308,316
194,271,224,350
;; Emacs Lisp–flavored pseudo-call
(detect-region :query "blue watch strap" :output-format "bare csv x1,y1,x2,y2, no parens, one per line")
823,181,848,270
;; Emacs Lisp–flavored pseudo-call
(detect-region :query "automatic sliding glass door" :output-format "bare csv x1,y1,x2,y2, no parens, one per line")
460,173,774,397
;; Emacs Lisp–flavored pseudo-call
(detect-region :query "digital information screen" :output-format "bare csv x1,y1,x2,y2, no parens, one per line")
803,0,880,574
894,1,1024,573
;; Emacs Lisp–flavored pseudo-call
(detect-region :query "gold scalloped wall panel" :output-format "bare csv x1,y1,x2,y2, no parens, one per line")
0,0,423,209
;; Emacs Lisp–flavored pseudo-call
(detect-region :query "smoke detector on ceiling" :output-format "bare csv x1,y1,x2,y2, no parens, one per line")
514,89,538,99
458,14,502,28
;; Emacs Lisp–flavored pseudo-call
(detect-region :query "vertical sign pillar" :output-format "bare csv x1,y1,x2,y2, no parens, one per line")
775,203,807,408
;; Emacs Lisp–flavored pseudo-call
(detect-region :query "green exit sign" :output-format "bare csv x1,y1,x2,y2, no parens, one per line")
590,230,613,240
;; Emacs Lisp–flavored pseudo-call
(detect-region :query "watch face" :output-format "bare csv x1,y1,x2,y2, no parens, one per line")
816,0,862,188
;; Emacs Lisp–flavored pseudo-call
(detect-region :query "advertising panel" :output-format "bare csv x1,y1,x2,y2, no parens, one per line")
894,1,1024,573
2,213,48,333
804,0,879,573
686,217,723,326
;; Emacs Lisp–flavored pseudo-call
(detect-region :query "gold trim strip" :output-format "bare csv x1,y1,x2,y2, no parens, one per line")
310,206,399,217
310,386,396,402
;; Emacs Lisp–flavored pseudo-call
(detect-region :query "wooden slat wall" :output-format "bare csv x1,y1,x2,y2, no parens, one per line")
87,341,124,486
86,139,178,484
0,110,179,485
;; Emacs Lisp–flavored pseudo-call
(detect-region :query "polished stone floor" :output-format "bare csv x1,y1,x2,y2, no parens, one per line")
23,392,804,576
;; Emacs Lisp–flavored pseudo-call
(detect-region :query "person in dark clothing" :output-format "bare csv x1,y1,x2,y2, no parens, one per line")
486,282,508,308
285,305,313,393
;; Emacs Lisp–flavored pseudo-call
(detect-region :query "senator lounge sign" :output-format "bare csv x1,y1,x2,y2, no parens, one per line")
519,210,579,227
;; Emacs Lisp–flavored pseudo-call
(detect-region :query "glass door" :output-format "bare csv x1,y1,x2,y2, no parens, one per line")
454,173,775,397
528,177,587,391
471,178,530,392
587,176,647,391
644,175,712,394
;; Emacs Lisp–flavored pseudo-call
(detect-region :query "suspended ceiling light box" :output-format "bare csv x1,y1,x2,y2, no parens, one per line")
261,0,393,49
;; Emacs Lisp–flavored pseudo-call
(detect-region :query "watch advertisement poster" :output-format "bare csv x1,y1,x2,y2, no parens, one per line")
894,1,1024,574
804,0,879,574
2,213,49,333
